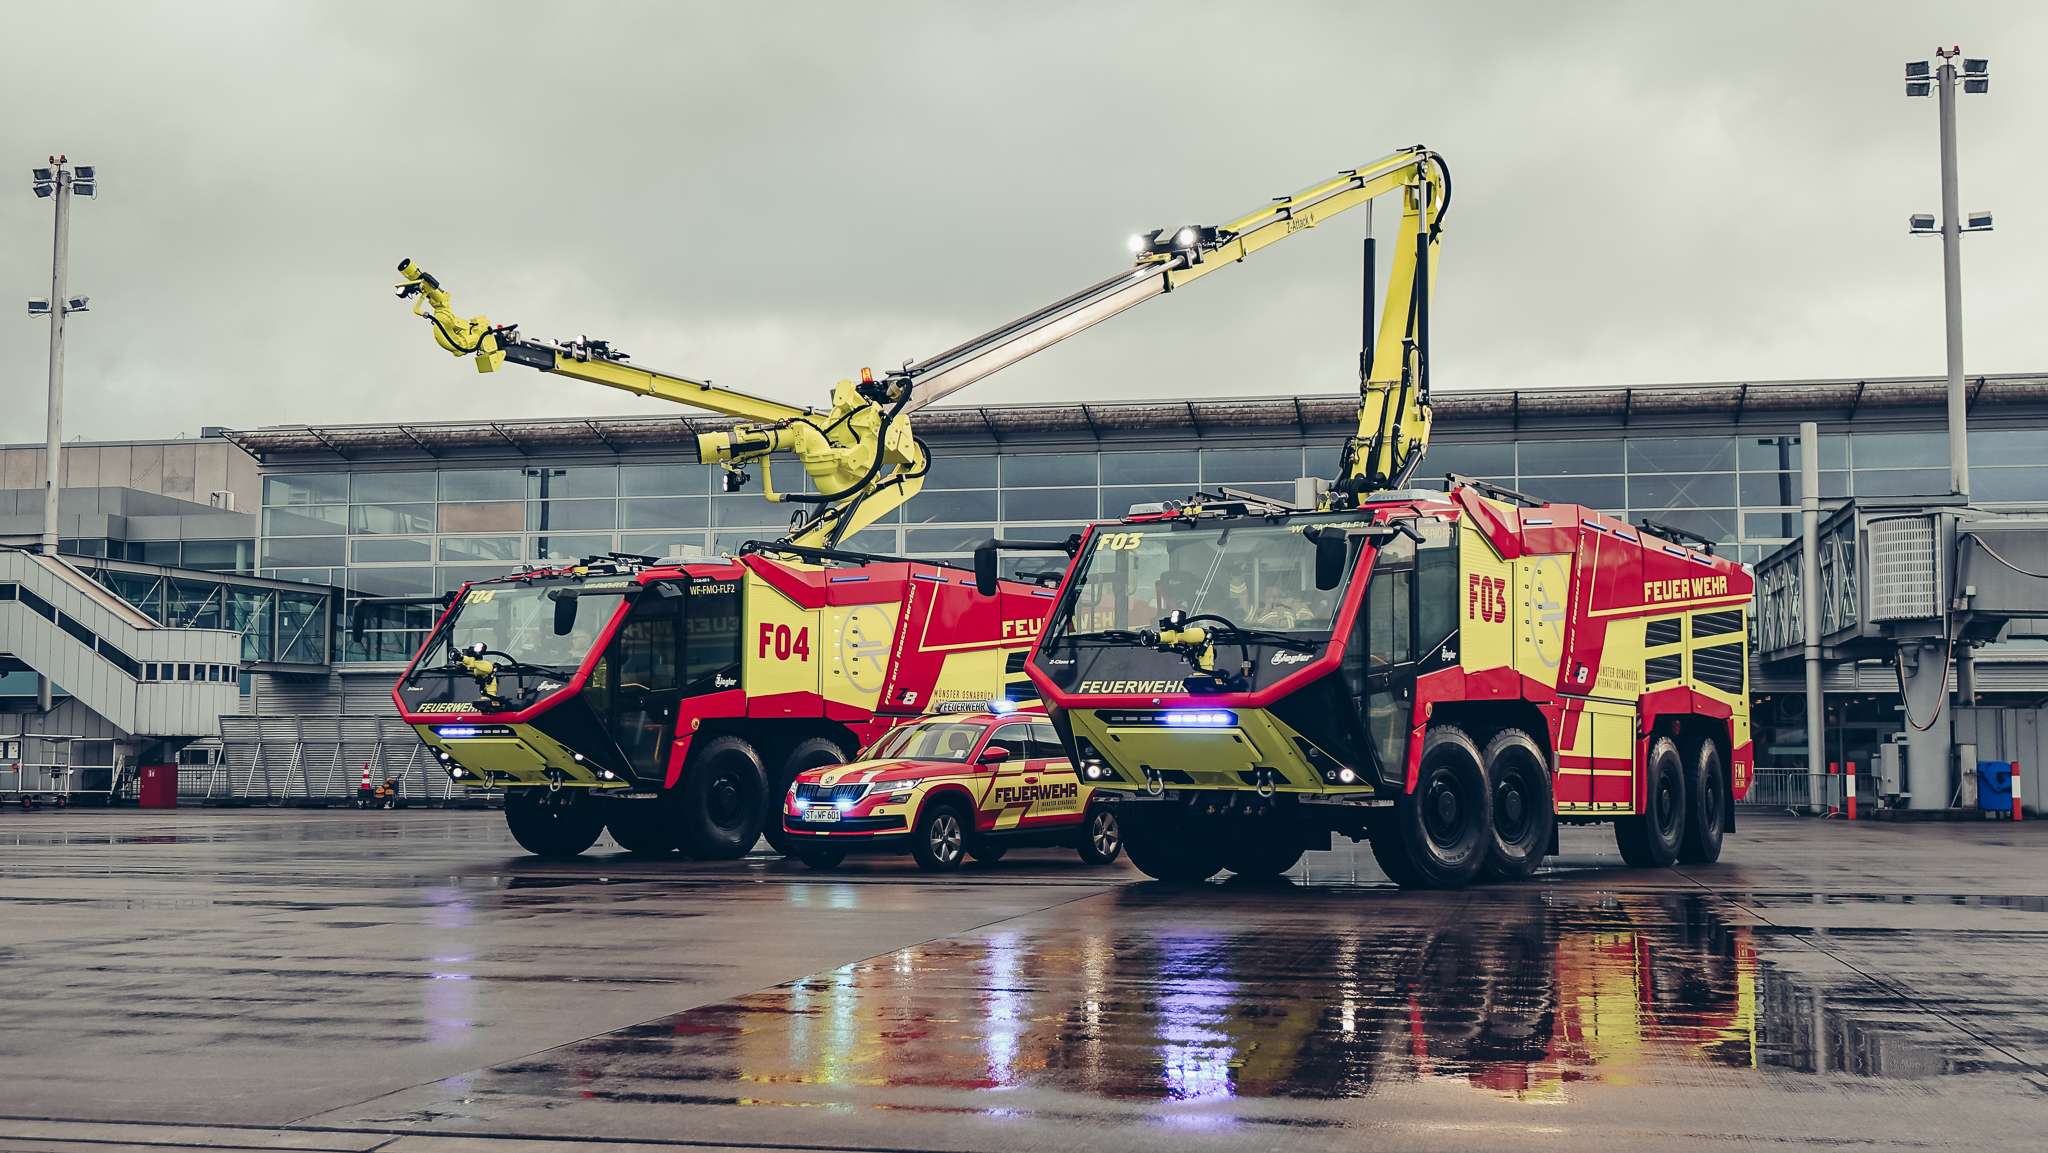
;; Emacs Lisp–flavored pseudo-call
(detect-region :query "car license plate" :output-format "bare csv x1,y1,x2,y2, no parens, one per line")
805,805,841,823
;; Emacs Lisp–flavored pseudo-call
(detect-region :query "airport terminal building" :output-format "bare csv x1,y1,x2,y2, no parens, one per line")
7,372,2047,803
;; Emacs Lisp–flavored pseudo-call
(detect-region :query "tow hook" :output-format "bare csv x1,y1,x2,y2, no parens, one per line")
1144,768,1165,797
1253,767,1279,798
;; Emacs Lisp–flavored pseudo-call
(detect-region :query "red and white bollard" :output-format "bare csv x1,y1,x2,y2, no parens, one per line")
2013,762,2024,823
1846,762,1857,821
1827,761,1840,817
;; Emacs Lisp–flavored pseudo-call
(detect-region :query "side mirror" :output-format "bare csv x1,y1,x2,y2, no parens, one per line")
1314,531,1348,591
552,591,578,636
978,745,1011,764
973,539,1000,597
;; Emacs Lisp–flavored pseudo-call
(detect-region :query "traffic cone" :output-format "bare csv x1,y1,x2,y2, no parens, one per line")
359,764,372,793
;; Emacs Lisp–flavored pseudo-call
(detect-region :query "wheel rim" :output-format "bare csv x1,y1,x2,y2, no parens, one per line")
1091,812,1119,856
706,766,745,830
1701,762,1722,829
1423,768,1470,849
931,813,963,862
1494,765,1532,843
1654,768,1680,835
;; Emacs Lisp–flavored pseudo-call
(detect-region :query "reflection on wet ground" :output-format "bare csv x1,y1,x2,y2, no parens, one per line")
2,810,2046,1152
424,888,2017,1122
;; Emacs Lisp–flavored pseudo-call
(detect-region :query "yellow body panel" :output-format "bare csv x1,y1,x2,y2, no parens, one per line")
1065,707,1375,797
415,722,628,791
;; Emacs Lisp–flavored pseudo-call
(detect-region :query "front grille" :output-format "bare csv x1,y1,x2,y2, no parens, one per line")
1646,617,1682,646
1645,653,1683,684
793,782,868,805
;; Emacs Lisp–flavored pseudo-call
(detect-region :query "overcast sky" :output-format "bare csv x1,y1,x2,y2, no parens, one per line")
2,1,2042,443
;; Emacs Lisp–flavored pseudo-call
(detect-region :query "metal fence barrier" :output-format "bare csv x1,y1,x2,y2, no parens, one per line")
1741,767,1852,815
186,715,500,807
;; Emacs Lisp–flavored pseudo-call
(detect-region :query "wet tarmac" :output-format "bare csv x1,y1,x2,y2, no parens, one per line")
1,809,2044,1152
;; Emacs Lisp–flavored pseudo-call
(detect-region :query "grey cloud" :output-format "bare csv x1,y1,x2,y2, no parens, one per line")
2,1,2042,442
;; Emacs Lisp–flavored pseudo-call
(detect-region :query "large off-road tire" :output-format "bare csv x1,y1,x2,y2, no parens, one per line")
1368,821,1422,887
1616,735,1687,868
1075,805,1123,866
1678,734,1727,865
968,840,1009,864
1223,828,1306,879
1122,812,1226,884
911,799,970,872
605,800,678,855
794,844,847,870
677,735,769,860
764,736,849,855
1481,728,1554,882
504,790,604,859
1387,725,1492,890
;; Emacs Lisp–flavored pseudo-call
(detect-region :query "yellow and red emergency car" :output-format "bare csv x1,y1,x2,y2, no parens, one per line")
780,710,1122,871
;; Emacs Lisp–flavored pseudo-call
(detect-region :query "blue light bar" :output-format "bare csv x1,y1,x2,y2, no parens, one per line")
433,724,514,739
1164,710,1238,727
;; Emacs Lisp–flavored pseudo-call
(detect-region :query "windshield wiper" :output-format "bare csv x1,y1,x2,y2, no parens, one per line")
1062,629,1152,643
1200,625,1319,653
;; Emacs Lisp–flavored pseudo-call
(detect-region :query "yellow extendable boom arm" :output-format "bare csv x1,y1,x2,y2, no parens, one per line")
390,147,1446,549
396,259,917,549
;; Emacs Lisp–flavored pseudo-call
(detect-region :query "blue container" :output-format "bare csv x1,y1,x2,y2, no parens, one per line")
1977,761,2014,812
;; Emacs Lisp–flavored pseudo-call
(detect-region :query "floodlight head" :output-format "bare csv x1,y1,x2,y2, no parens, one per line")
64,295,89,313
1962,58,1988,76
1905,80,1931,97
71,179,95,198
1908,213,1937,234
1963,77,1988,94
31,166,53,182
72,164,93,179
27,298,50,316
1904,60,1930,79
33,181,54,198
1966,212,1993,231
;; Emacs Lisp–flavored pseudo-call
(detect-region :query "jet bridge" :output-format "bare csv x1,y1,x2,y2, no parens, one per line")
1755,499,2048,810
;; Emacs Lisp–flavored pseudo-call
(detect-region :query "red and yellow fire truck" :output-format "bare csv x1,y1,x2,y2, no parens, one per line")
984,146,1753,888
394,549,1054,858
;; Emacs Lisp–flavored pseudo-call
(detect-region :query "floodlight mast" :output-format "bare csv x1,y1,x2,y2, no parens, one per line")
25,154,93,714
1905,48,1991,498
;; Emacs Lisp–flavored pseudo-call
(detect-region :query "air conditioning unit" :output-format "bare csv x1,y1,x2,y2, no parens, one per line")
1866,515,1940,622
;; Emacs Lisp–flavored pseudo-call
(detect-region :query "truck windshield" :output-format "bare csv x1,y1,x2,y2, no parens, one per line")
866,721,986,763
1047,520,1347,643
421,584,626,675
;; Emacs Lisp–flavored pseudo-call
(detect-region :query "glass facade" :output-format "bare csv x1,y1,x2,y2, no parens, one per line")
256,424,2048,664
77,563,330,666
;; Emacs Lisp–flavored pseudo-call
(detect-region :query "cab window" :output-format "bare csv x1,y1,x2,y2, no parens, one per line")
982,723,1033,763
1027,723,1064,761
